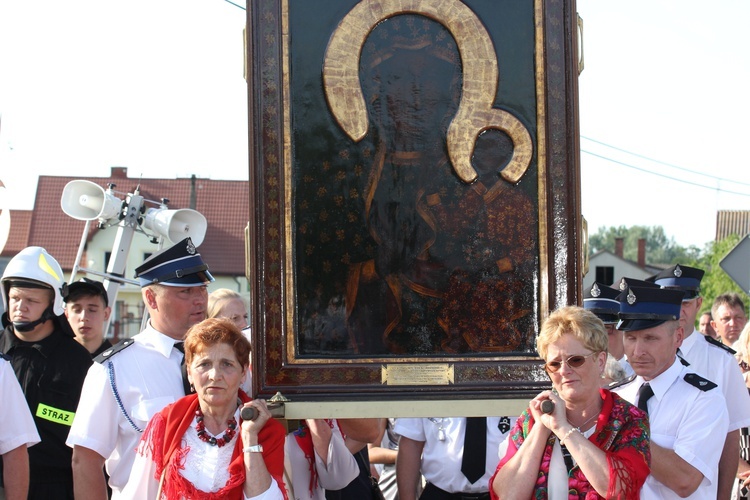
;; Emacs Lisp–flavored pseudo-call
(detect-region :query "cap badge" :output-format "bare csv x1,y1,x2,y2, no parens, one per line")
673,265,682,278
591,283,601,298
619,279,627,291
186,239,197,255
627,289,637,305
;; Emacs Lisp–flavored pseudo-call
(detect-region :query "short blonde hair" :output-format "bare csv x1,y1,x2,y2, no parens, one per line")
537,306,608,360
207,288,246,319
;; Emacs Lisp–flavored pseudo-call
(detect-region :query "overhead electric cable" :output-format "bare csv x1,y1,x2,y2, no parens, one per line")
581,135,750,188
581,149,750,199
223,0,245,10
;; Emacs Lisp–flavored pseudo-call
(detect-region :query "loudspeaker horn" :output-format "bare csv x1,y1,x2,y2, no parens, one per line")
61,180,122,222
143,207,207,246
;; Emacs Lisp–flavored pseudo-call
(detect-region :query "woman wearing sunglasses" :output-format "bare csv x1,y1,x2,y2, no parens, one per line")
490,306,650,499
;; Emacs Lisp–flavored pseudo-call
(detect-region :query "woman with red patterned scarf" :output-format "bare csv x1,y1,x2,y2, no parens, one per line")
490,306,650,499
123,318,287,499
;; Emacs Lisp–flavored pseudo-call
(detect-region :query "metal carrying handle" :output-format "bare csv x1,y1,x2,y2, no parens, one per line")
240,401,285,421
581,216,590,278
577,14,584,74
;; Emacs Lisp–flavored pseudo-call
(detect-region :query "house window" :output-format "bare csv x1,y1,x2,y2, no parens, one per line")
595,266,614,285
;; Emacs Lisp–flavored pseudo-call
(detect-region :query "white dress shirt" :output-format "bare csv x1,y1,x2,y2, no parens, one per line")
66,323,185,497
680,328,750,431
395,416,515,495
0,358,40,454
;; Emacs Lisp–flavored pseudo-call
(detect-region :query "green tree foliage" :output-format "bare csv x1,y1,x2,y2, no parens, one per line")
588,225,700,265
683,234,750,316
588,225,750,322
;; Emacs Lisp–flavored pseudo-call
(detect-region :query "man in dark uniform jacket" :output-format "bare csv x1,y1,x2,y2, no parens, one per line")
0,246,92,499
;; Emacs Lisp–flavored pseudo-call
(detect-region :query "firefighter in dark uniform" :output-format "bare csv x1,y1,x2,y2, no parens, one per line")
0,246,92,499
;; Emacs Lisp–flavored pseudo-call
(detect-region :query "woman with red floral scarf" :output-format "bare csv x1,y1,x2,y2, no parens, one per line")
123,318,287,499
490,306,650,499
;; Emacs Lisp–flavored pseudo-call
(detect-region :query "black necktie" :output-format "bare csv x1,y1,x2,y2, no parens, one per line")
637,382,654,414
461,417,486,484
174,342,192,396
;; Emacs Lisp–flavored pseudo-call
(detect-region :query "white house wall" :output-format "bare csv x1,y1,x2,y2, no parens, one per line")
83,226,249,339
582,251,653,291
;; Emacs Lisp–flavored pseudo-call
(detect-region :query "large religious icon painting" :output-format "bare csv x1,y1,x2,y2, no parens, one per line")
249,0,582,399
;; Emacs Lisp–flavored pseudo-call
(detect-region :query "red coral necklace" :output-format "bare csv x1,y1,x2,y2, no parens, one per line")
195,407,237,447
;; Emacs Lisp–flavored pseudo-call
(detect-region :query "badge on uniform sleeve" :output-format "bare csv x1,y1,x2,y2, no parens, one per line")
497,416,511,434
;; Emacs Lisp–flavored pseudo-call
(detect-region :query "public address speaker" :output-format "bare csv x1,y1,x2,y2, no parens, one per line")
61,180,122,222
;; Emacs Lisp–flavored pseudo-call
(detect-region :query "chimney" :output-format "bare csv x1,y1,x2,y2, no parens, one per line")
614,237,624,258
110,166,128,178
190,175,197,210
637,238,646,267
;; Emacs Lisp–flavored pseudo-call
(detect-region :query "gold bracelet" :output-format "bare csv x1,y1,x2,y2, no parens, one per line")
560,427,580,446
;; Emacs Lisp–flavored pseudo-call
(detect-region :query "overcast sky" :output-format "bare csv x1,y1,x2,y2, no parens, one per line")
1,0,749,250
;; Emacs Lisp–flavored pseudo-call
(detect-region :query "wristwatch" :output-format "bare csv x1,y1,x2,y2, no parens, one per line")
243,444,264,453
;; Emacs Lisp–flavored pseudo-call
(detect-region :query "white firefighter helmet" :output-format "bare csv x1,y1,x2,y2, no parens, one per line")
1,246,66,316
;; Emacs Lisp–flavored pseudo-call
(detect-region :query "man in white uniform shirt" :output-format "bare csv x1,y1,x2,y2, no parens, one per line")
395,416,515,500
66,237,214,499
652,264,750,500
611,283,728,499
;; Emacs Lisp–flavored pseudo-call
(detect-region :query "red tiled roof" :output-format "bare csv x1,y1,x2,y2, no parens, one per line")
2,210,32,256
4,169,249,276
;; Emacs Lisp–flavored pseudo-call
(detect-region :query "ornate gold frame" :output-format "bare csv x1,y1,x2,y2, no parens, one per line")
247,0,582,402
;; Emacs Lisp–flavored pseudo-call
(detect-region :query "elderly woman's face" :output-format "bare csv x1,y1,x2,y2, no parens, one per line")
544,333,606,403
188,342,246,408
216,298,249,331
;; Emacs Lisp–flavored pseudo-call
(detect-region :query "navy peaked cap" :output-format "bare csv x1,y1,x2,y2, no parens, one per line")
616,285,684,332
583,282,620,324
652,264,704,300
612,276,658,293
134,238,214,287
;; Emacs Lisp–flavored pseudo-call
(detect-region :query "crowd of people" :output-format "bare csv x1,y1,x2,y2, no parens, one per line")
1,239,750,499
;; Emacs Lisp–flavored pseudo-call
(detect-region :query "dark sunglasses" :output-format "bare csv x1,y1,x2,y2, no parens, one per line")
544,352,598,373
